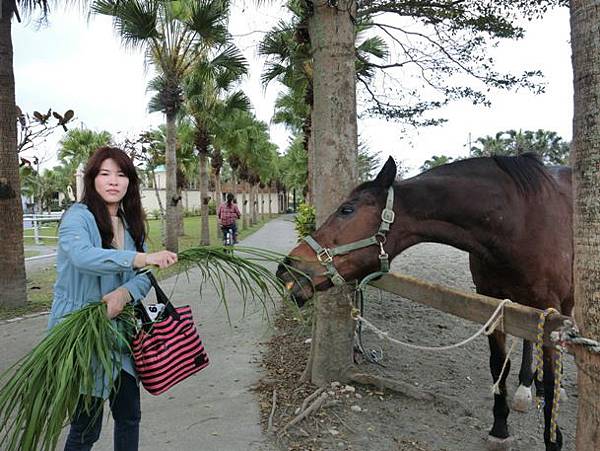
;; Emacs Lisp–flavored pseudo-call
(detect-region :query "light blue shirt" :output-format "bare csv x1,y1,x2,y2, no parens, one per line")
48,203,152,398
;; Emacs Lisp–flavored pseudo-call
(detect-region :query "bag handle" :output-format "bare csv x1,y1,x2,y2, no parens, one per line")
136,270,179,324
145,271,170,305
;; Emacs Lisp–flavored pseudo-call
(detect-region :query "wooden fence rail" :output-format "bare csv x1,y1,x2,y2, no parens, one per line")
369,272,570,346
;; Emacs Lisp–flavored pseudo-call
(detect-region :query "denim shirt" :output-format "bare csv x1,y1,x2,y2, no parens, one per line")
48,203,152,398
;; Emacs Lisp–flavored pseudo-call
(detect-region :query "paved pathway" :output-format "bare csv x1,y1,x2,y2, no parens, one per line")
1,215,298,451
24,244,58,274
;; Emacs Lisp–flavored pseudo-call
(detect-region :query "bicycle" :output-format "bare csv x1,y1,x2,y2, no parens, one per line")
221,225,235,253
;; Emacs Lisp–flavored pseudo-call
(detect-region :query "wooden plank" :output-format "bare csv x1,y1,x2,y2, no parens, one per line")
369,272,570,346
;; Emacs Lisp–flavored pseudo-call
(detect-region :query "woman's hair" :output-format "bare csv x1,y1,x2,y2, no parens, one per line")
226,193,234,206
81,147,146,251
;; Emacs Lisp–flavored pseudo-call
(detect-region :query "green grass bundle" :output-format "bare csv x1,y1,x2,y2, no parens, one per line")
177,245,305,321
0,303,136,451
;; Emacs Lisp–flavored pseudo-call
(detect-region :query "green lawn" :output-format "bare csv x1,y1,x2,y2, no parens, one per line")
1,215,277,320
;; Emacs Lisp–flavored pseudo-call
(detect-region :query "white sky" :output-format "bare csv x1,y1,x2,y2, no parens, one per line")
13,4,572,176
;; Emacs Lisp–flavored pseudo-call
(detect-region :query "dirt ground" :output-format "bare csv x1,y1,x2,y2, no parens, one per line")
256,243,577,451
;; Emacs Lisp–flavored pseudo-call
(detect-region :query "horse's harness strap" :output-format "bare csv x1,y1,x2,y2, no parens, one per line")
303,186,395,286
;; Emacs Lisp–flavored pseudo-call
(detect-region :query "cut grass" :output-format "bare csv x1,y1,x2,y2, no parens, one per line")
0,215,278,321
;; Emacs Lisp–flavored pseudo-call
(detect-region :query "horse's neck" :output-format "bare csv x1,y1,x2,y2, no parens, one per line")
390,175,504,262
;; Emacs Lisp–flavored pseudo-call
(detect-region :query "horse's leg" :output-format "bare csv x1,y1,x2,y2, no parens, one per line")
487,330,513,449
542,345,562,451
512,339,534,412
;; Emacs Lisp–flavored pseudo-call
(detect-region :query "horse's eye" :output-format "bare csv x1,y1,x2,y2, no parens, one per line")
339,205,354,215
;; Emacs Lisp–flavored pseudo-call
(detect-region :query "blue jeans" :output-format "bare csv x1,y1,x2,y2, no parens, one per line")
64,371,141,451
221,223,238,243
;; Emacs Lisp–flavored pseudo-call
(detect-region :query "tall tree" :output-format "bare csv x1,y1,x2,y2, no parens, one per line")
570,1,600,448
95,0,230,252
58,128,112,192
58,128,112,169
420,154,454,172
302,0,358,385
260,6,386,201
471,129,570,164
0,1,54,307
184,37,249,245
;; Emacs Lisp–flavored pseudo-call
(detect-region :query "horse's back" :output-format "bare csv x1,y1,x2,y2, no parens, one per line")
469,163,573,313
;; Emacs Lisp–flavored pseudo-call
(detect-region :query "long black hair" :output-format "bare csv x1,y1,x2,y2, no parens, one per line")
81,147,146,251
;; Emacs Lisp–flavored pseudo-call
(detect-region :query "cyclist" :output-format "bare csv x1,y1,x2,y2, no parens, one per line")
217,193,241,245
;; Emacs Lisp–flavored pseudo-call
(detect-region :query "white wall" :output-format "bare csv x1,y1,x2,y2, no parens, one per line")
141,189,282,217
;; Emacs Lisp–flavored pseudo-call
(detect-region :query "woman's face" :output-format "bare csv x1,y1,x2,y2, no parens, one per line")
94,158,129,208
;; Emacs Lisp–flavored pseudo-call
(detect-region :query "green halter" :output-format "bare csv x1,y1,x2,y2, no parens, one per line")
303,186,395,286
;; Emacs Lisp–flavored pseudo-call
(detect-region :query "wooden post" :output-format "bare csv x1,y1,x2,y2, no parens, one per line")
33,217,40,244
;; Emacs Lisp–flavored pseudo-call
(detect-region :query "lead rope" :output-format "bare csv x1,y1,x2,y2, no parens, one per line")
533,308,562,444
353,283,385,366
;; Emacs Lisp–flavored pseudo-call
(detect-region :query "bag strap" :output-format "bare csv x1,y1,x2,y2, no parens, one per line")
136,270,179,323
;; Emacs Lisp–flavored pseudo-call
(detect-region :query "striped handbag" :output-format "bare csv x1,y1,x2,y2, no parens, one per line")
132,273,209,395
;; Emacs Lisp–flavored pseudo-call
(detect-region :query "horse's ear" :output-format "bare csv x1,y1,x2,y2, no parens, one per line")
373,156,396,187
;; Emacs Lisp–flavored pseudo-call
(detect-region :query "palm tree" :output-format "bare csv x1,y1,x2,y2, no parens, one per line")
184,41,249,245
0,0,68,307
58,128,112,196
58,128,112,169
259,6,387,202
94,0,230,252
420,154,454,172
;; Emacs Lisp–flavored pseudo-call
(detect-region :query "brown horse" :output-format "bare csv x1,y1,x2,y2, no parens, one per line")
276,154,573,451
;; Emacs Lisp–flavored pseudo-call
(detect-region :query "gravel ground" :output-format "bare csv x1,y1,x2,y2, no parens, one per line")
258,243,577,451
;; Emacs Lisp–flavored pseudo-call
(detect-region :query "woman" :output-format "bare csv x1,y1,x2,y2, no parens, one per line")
49,147,178,451
217,193,241,244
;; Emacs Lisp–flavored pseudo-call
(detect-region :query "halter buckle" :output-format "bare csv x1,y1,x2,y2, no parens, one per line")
381,208,395,224
316,248,333,264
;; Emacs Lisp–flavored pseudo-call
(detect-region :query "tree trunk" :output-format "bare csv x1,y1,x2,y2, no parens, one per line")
260,189,265,221
214,173,222,243
177,191,184,236
304,0,358,385
150,168,166,245
571,2,600,448
165,113,179,253
251,183,258,225
0,9,26,308
199,153,210,246
268,184,273,218
242,182,248,230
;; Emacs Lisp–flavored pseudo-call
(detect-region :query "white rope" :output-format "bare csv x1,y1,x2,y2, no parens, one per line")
491,337,518,395
354,298,513,352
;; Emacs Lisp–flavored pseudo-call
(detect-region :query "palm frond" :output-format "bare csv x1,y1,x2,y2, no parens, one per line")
211,44,248,78
184,0,229,46
176,246,305,323
0,303,136,451
93,0,161,51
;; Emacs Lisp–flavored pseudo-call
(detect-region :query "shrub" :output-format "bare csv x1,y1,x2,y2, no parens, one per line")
294,203,315,242
208,200,217,215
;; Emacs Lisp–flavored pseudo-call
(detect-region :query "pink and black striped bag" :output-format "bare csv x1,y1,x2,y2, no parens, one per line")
132,273,209,395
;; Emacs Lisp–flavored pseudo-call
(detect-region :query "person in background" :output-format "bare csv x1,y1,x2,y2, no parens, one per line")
217,193,241,244
49,146,178,451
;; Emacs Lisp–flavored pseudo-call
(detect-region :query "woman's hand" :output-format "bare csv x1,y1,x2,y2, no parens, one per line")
103,288,131,319
145,250,178,269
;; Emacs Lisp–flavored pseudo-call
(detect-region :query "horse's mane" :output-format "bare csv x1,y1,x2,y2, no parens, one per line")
491,152,557,194
354,153,557,199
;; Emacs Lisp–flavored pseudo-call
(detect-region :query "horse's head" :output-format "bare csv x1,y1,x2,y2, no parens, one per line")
277,156,400,306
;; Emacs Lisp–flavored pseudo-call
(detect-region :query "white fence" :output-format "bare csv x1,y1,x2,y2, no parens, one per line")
23,212,63,244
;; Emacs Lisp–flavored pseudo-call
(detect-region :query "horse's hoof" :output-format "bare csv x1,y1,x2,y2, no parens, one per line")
512,385,532,412
487,435,515,451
